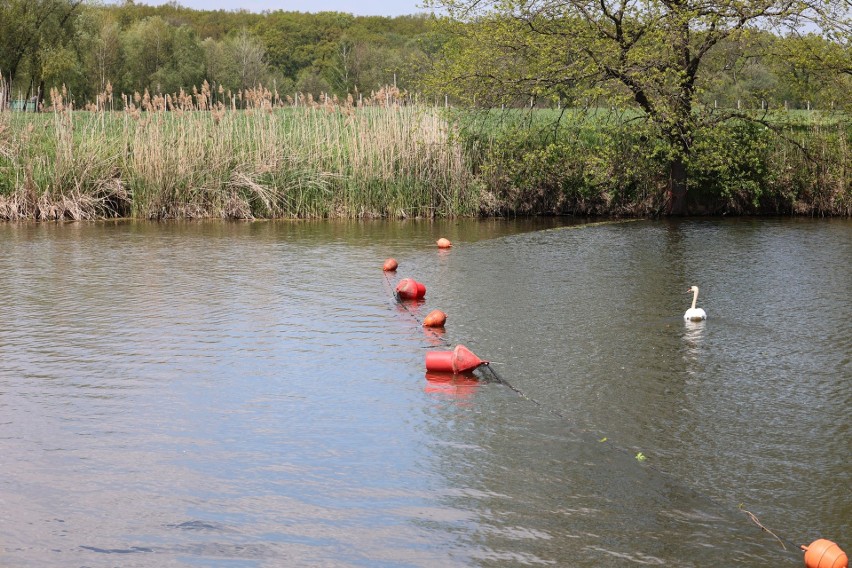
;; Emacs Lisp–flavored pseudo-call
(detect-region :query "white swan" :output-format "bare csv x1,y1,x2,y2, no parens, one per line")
684,286,707,321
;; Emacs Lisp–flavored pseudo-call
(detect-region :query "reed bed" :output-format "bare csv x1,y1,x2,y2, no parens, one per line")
1,84,848,219
0,85,481,220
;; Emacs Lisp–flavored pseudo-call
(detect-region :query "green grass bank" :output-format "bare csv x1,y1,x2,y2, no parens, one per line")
457,108,850,217
0,95,848,220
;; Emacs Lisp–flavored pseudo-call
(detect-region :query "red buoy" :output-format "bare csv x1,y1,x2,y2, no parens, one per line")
423,309,447,327
395,278,426,300
436,238,452,249
802,539,848,568
383,258,398,271
425,344,487,374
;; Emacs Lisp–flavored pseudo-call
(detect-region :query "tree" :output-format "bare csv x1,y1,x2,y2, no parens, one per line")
122,16,173,92
70,10,124,101
202,36,237,92
171,24,205,90
230,28,268,90
424,0,849,214
775,11,852,110
0,0,83,103
121,16,204,95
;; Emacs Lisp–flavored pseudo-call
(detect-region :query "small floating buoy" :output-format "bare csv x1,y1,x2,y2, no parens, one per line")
425,344,487,374
383,258,398,272
436,238,452,249
423,309,447,327
395,278,426,300
802,539,848,568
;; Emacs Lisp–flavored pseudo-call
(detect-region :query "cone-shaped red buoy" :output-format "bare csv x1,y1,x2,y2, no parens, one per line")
383,258,398,272
425,344,487,374
437,238,452,249
452,345,485,372
395,278,426,300
802,539,848,568
423,309,447,327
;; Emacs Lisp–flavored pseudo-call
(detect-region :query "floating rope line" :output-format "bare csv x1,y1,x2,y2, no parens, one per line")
740,506,800,552
538,218,646,233
383,243,845,565
389,272,588,423
480,362,571,420
477,350,820,559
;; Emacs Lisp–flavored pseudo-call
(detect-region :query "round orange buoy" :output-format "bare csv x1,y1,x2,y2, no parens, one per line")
423,309,447,327
395,278,426,300
425,344,487,374
436,238,452,249
383,258,398,271
802,539,848,568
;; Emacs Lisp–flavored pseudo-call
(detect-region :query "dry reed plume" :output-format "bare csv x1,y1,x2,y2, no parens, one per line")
0,84,480,220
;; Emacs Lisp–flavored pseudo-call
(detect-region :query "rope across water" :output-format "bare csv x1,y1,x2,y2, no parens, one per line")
384,253,839,563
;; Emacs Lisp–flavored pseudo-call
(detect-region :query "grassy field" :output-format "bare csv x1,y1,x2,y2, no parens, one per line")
0,91,848,220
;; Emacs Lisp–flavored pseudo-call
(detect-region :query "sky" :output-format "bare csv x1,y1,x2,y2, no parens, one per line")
129,0,433,17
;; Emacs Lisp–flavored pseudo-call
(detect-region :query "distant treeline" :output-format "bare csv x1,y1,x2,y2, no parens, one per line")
1,1,434,108
0,0,846,111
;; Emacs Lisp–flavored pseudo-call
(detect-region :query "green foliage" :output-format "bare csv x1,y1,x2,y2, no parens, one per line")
455,109,669,215
689,119,775,210
447,107,850,216
424,0,850,214
118,16,205,94
0,0,84,100
2,0,849,219
2,3,435,105
2,0,847,117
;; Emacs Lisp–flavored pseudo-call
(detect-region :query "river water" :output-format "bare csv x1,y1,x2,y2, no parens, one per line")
0,218,848,567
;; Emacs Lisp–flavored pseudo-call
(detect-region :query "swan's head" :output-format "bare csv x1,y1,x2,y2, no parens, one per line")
687,285,699,293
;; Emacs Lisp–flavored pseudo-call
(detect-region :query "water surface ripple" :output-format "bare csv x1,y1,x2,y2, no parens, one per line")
0,218,848,567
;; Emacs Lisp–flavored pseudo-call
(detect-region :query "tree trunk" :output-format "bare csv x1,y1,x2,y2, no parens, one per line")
667,157,688,216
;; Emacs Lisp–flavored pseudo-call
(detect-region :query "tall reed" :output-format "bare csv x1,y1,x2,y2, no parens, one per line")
0,85,481,220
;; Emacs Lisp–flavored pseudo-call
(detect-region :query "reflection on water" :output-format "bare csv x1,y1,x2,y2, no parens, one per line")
423,373,482,402
0,218,848,567
682,320,706,372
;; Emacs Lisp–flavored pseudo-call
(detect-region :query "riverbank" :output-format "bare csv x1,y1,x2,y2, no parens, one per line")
0,94,848,220
456,108,850,217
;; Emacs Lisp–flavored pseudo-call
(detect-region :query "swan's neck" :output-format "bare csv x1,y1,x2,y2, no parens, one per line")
691,288,699,310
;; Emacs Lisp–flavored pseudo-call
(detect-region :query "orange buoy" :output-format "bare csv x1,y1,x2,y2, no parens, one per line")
425,351,455,373
802,539,848,568
436,238,452,249
395,278,426,300
383,258,398,272
423,309,447,327
425,344,487,374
